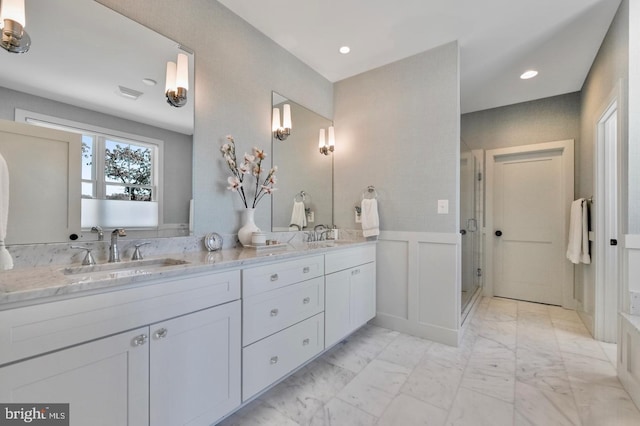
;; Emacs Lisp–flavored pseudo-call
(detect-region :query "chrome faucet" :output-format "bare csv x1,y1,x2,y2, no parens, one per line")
108,228,127,263
91,226,104,241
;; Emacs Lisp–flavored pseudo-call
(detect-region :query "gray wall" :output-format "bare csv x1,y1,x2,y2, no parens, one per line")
333,42,461,233
98,0,333,235
628,0,640,232
461,92,581,152
0,86,192,225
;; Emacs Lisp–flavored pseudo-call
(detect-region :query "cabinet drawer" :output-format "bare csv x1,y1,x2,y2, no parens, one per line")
243,255,324,297
0,270,240,366
242,313,324,401
325,245,376,274
243,277,324,346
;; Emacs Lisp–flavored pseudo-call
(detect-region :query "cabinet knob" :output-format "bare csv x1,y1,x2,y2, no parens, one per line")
270,308,279,317
270,273,279,282
132,334,148,347
302,338,310,346
154,328,168,339
303,266,310,273
270,356,279,365
303,297,311,304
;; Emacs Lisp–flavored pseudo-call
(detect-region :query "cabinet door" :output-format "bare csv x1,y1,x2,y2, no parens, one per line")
149,300,241,426
0,327,149,426
325,262,376,348
350,262,377,328
325,268,352,348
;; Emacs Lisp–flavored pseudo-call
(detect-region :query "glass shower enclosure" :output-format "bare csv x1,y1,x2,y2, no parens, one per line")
460,142,483,318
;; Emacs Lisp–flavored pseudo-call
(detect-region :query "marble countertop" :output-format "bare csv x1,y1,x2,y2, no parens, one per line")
0,239,374,309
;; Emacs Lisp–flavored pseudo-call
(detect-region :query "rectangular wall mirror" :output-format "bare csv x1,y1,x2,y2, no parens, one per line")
0,0,194,245
271,92,333,231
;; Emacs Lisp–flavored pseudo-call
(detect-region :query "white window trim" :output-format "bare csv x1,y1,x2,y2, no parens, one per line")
14,108,165,229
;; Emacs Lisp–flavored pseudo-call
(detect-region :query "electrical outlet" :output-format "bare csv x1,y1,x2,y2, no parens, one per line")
355,212,361,223
307,211,314,223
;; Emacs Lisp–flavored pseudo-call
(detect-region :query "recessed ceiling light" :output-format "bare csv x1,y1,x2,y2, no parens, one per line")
142,78,157,86
339,46,351,55
520,70,538,80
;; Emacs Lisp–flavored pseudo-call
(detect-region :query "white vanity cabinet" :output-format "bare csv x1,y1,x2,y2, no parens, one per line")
325,245,377,348
0,327,150,425
0,270,242,426
241,255,326,401
149,301,241,426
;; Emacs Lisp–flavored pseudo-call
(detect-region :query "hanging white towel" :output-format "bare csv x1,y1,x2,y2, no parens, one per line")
0,152,13,270
361,198,380,238
290,200,307,229
566,198,590,264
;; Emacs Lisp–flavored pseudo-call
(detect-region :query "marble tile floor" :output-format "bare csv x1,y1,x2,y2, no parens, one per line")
218,297,640,425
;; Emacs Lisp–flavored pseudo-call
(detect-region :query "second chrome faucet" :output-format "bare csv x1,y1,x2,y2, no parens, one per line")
108,228,127,263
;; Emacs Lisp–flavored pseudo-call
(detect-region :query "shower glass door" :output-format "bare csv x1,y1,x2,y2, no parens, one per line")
460,142,482,314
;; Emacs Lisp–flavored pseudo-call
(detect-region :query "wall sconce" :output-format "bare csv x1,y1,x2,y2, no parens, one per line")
272,104,292,140
165,53,189,107
0,0,31,54
318,126,335,155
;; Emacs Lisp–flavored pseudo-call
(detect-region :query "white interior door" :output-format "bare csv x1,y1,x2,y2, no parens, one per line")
487,140,574,307
595,101,619,342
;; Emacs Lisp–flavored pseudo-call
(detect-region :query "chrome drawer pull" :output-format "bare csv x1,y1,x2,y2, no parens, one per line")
270,356,279,365
351,269,361,275
270,273,279,281
154,328,168,339
303,297,310,304
270,308,279,317
302,338,310,346
303,266,310,273
132,334,148,347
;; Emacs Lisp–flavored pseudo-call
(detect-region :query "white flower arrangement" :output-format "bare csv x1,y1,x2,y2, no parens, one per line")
220,135,277,208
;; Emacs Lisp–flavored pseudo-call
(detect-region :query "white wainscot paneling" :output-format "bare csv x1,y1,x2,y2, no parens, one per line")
372,231,461,346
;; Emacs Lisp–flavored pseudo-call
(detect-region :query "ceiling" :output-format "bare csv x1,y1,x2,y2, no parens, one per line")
217,0,622,113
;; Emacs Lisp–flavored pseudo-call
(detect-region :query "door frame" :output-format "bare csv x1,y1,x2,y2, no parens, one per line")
484,140,575,308
594,81,625,342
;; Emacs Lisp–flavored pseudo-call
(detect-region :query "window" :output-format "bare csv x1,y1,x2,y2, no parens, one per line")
15,109,163,229
82,135,155,202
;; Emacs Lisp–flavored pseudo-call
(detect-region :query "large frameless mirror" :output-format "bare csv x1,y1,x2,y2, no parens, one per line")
271,92,333,231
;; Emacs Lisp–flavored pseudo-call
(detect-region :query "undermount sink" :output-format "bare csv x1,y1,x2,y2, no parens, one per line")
306,240,354,248
62,258,189,276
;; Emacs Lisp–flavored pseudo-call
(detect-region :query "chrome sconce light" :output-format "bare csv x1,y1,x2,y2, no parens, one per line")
318,126,335,155
272,104,292,140
165,53,189,107
0,0,31,54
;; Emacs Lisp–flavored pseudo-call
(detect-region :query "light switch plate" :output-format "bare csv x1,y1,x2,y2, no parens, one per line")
437,199,449,214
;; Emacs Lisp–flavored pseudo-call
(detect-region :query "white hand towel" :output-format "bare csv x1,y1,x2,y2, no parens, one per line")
581,199,591,264
361,198,380,237
0,152,13,270
566,198,590,264
290,200,307,229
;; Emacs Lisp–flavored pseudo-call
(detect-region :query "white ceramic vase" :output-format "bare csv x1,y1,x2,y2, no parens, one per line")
237,208,260,246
